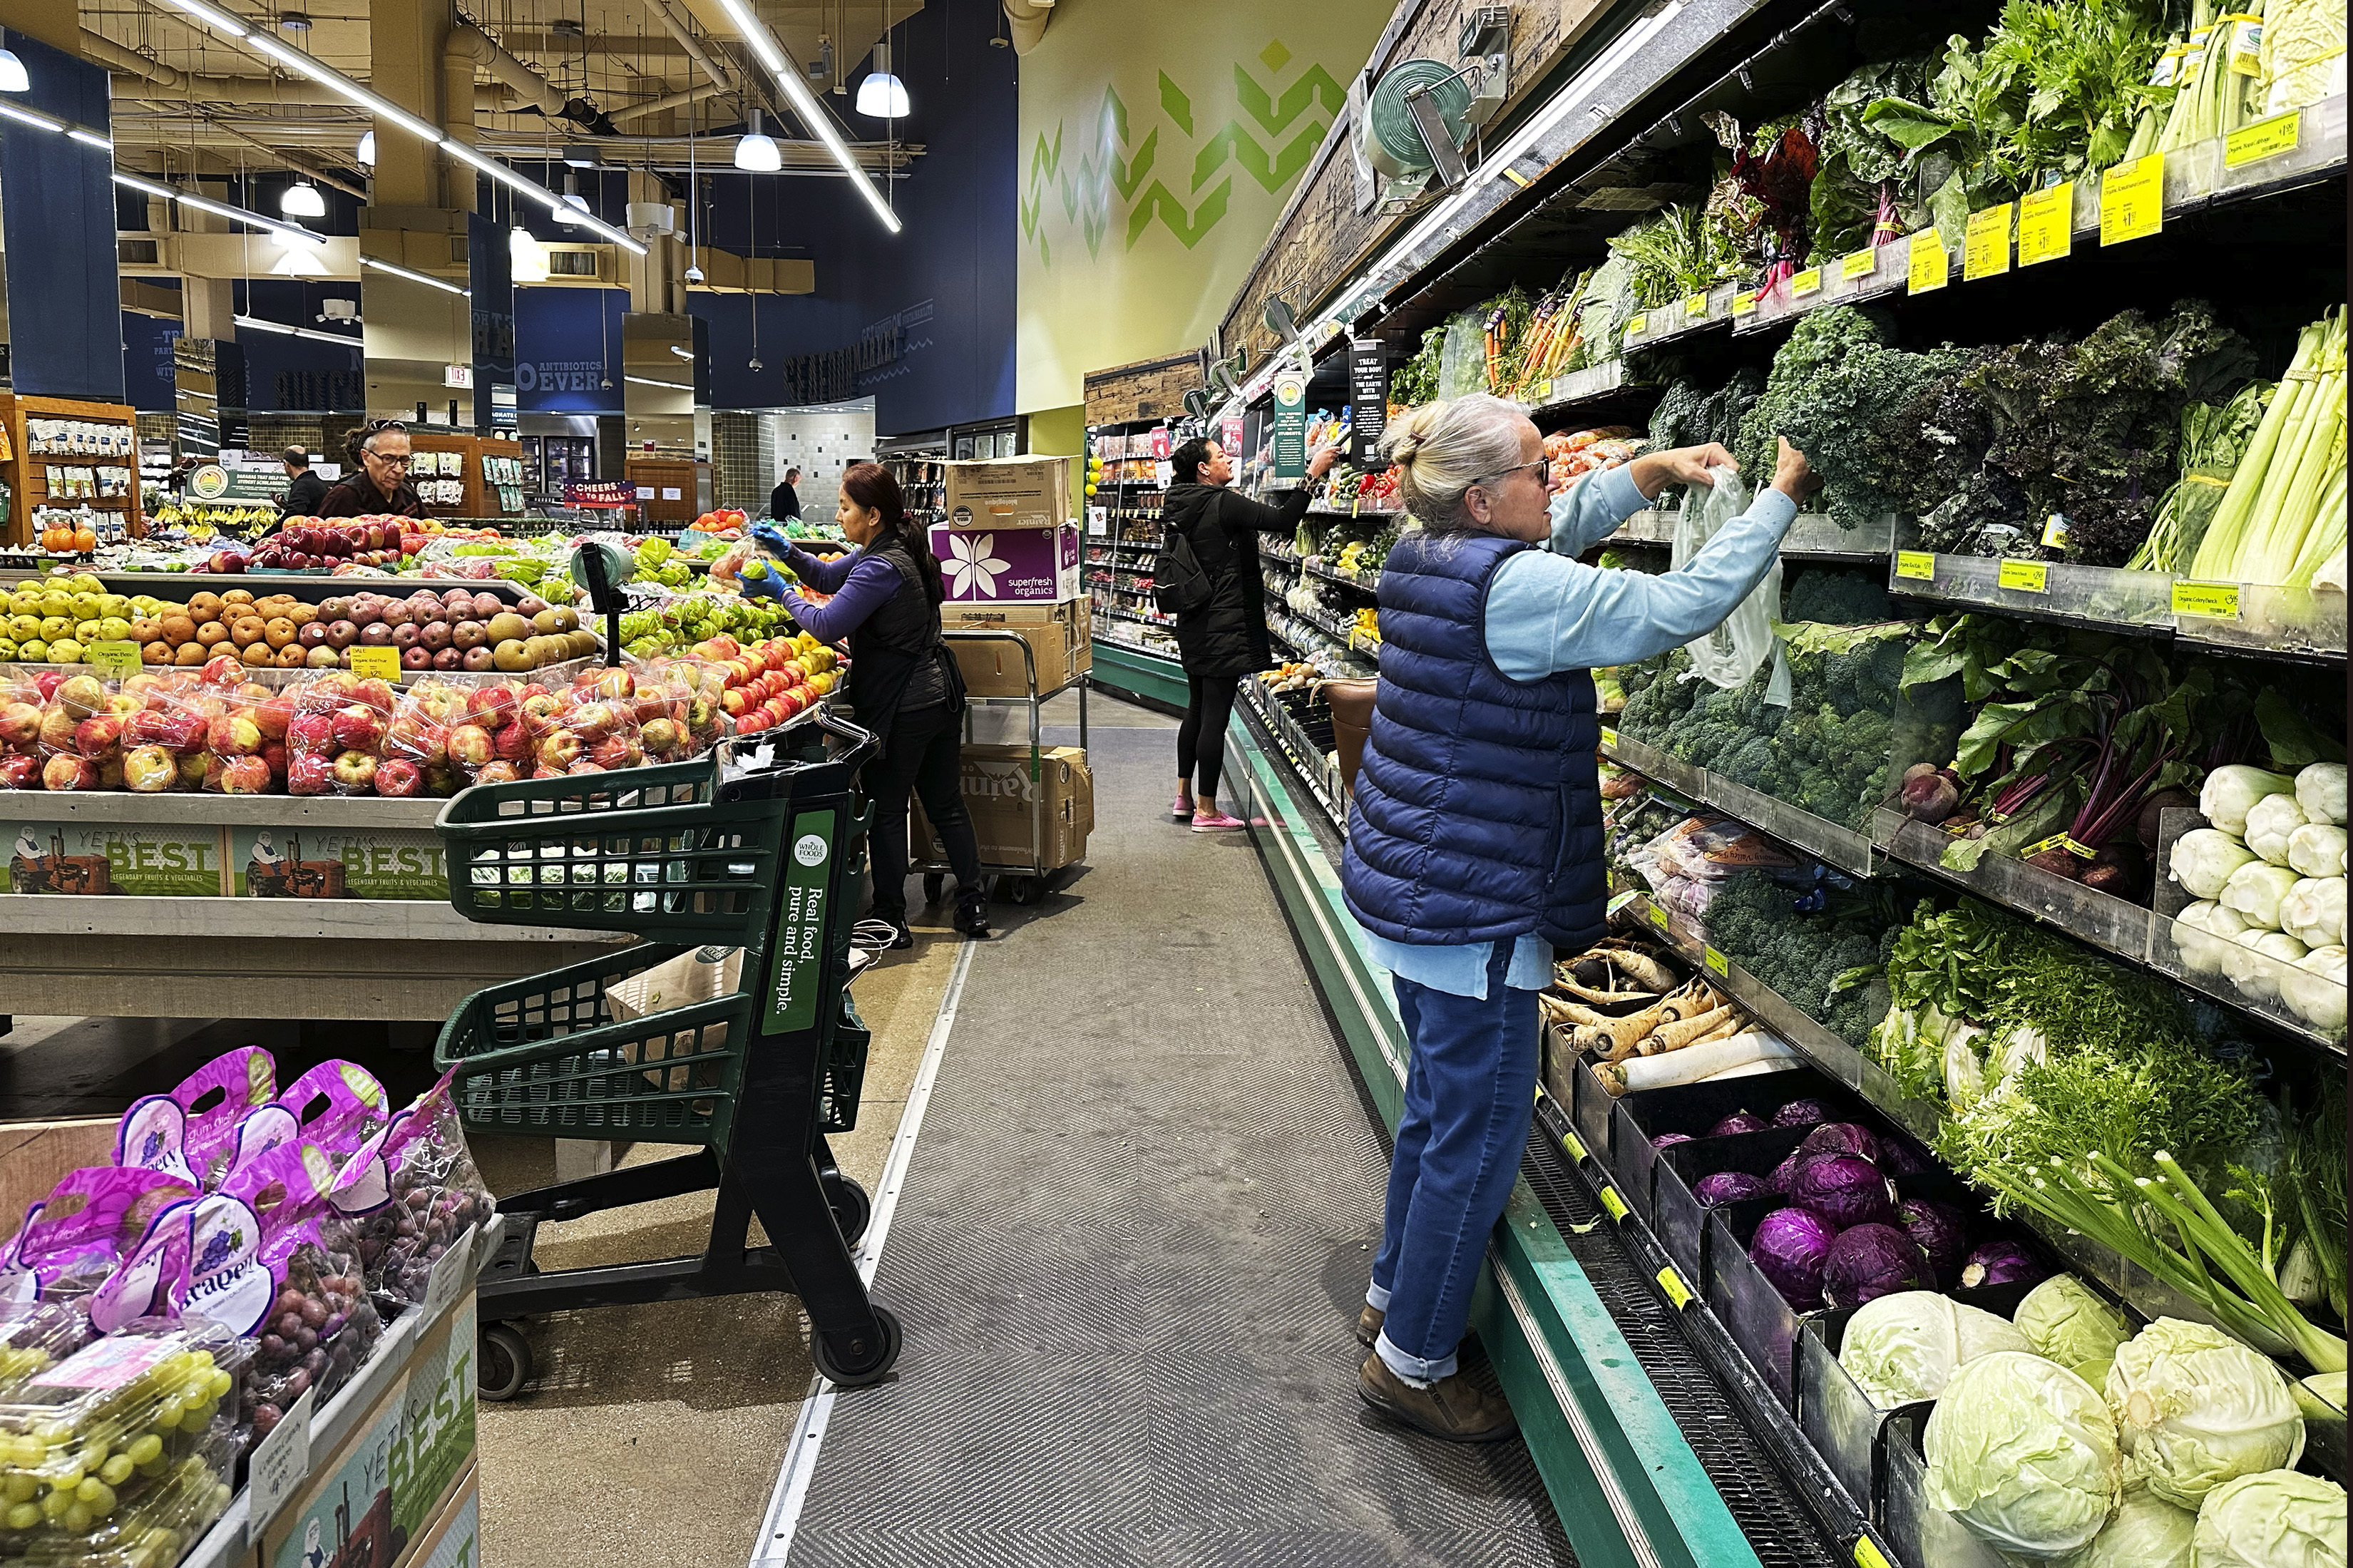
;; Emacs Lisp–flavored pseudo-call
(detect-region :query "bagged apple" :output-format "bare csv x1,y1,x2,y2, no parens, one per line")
327,1072,493,1311
193,682,273,796
0,1167,196,1306
536,678,644,778
379,677,464,799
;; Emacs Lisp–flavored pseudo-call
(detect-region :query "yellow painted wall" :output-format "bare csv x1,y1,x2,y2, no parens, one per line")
1025,403,1087,522
1015,0,1390,414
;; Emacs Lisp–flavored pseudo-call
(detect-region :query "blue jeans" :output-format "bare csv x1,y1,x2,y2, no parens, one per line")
1368,943,1539,1385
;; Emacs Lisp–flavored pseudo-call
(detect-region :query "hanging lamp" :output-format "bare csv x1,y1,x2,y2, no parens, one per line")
856,40,908,118
734,108,781,173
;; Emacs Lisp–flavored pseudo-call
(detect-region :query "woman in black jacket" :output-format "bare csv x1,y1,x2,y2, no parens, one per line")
1162,436,1338,828
768,463,988,946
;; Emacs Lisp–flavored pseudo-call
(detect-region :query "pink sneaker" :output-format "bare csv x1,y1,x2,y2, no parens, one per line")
1172,795,1194,822
1191,810,1250,831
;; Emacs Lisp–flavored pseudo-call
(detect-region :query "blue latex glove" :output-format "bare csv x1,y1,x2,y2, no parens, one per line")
749,523,794,557
736,557,789,600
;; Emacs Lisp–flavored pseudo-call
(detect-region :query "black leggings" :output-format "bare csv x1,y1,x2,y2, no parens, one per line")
864,702,982,923
1177,672,1239,799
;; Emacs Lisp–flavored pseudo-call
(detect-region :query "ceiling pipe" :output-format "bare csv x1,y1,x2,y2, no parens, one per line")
1003,0,1055,55
607,83,724,125
448,24,568,117
643,0,740,96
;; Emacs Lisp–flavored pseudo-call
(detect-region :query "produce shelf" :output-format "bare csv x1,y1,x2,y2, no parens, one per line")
1604,509,1895,563
1303,560,1379,595
1870,809,2156,969
1885,551,2178,635
0,791,447,829
1603,727,1879,878
1531,359,1655,421
1623,282,1738,353
2173,580,2349,663
1303,503,1404,521
2148,909,2346,1055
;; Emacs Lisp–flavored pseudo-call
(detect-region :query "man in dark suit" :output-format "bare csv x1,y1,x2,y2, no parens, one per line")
769,466,803,522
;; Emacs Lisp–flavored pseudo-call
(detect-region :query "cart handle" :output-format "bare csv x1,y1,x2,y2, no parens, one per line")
809,705,881,772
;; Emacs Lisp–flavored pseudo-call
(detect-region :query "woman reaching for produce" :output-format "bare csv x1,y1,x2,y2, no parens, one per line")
1338,392,1815,1442
752,463,990,946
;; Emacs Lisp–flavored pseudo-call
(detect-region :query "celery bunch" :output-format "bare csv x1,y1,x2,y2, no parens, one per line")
2188,309,2347,586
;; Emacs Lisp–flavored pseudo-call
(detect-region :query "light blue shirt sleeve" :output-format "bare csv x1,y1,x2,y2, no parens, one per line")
1362,931,1557,1000
1549,462,1649,555
1487,485,1798,679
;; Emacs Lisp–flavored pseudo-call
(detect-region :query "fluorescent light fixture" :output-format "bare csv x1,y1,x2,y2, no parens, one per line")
561,143,603,168
624,375,694,391
279,179,325,217
165,0,248,39
359,253,468,297
357,129,374,165
242,33,445,144
734,108,781,173
0,102,63,132
717,0,900,233
508,225,550,283
669,344,694,359
68,129,112,151
234,313,359,346
270,247,327,276
0,49,30,93
856,41,907,118
445,138,647,253
113,171,334,250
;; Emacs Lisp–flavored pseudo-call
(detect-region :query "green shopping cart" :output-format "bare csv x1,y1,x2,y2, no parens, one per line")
432,707,898,1397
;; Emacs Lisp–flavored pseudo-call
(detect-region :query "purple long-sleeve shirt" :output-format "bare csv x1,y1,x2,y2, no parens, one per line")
779,543,899,642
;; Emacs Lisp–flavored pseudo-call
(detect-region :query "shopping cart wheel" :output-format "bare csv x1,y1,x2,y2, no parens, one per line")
813,1303,902,1388
1003,876,1037,906
823,1171,871,1246
479,1321,533,1402
922,873,945,903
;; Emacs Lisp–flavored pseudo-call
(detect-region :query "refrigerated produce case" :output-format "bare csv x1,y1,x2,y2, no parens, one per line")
1195,0,2353,1561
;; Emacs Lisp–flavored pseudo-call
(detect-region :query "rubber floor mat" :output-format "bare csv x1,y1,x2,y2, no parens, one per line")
783,723,1573,1568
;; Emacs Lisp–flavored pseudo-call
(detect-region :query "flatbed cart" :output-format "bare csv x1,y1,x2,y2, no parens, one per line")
916,628,1090,906
430,707,900,1399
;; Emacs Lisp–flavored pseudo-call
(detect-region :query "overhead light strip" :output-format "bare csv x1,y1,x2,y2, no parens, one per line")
144,0,647,255
714,0,901,235
623,375,694,391
114,170,332,249
234,313,363,347
359,254,469,297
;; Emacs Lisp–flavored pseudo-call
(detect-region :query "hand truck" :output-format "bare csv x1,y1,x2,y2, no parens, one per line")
431,707,898,1398
913,628,1090,907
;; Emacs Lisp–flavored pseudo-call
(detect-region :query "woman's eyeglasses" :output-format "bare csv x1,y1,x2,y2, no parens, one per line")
1475,460,1546,488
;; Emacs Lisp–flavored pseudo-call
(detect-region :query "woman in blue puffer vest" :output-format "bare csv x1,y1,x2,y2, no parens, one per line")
1339,393,1816,1443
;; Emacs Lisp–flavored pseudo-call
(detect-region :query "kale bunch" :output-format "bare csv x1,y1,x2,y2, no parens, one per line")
1701,871,1900,1046
1783,568,1895,625
1736,307,1887,484
1646,367,1764,509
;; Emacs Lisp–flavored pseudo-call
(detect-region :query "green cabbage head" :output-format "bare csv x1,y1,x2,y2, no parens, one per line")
2190,1469,2347,1568
1838,1290,2029,1408
2103,1318,2304,1510
2046,1485,2196,1568
1924,1351,2121,1557
2016,1274,2135,1386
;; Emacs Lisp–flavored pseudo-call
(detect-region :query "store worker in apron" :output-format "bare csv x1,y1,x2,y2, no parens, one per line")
1338,394,1816,1442
752,463,990,948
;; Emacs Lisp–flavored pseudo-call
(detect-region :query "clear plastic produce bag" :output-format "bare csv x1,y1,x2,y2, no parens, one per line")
1670,465,1789,702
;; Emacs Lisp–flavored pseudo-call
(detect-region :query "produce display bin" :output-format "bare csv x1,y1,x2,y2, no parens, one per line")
1606,1067,1835,1229
1879,1410,2011,1568
1871,809,2156,970
1885,552,2178,632
2173,580,2349,660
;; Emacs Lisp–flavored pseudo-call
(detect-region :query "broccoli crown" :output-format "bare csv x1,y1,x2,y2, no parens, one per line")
1703,871,1893,1045
1782,569,1894,626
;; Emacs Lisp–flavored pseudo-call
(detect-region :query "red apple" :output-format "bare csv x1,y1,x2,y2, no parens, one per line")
0,754,39,789
287,752,335,796
219,755,271,794
331,704,386,754
74,714,125,759
205,712,263,757
330,750,378,791
252,697,293,740
401,647,431,670
535,730,582,769
434,649,466,672
260,740,289,779
448,724,495,767
374,757,424,797
41,754,96,791
0,702,42,749
285,710,337,755
200,655,244,687
324,620,359,649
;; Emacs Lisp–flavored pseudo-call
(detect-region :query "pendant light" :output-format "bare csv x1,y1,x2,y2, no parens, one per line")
356,130,374,165
856,40,907,119
734,108,781,173
0,51,29,93
509,224,550,283
557,170,590,222
279,178,325,217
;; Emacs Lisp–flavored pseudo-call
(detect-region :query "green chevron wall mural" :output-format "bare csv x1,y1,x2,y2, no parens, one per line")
1015,0,1389,414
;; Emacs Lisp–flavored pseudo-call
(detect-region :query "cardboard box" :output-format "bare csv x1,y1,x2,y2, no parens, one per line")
264,1298,477,1568
399,1458,479,1568
915,744,1092,872
927,518,1080,603
943,456,1070,532
942,599,1092,696
0,1118,116,1237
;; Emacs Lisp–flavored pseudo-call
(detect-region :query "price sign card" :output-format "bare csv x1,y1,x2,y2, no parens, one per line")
1907,232,1949,294
1964,203,2012,281
2017,183,2073,267
2225,111,2301,168
2100,153,2164,245
1998,559,2050,594
245,1385,316,1537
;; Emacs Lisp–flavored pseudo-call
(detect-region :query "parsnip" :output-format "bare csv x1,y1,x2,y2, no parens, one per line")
1645,1005,1739,1055
1596,1030,1798,1095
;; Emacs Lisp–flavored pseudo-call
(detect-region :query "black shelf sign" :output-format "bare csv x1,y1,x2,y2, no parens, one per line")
1349,339,1388,469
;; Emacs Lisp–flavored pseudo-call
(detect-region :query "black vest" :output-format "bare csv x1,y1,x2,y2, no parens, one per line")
845,538,960,748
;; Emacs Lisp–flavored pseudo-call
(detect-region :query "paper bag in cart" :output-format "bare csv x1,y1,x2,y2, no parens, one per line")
604,946,742,1094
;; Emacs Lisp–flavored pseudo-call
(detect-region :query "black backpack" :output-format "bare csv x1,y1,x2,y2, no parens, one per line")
1154,493,1219,616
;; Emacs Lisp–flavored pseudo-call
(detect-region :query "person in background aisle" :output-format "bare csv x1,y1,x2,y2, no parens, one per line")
1162,435,1340,830
769,466,804,523
749,463,990,947
277,447,329,518
1338,394,1816,1443
317,420,424,519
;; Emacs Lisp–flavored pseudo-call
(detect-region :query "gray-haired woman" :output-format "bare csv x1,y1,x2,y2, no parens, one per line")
1338,393,1814,1442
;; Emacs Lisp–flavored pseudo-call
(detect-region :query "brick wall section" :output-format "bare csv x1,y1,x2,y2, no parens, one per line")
1216,0,1619,375
1082,351,1205,427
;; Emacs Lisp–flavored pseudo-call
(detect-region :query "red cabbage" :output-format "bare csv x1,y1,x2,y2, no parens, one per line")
1959,1241,2048,1291
1821,1223,1932,1309
1897,1197,1972,1286
1880,1137,1935,1177
1709,1111,1770,1137
1750,1207,1839,1309
1769,1148,1808,1193
1654,1133,1697,1150
1770,1098,1832,1129
1791,1153,1897,1229
1798,1121,1884,1167
1695,1170,1772,1206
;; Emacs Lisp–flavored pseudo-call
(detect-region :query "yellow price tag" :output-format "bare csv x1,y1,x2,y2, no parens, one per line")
1895,550,1936,582
1790,267,1822,297
1855,1537,1895,1568
1732,289,1760,318
2100,153,2164,245
1656,1266,1693,1309
1907,231,1949,294
1999,559,2050,594
1599,727,1619,751
1647,902,1671,931
2173,580,2243,619
1562,1129,1589,1163
1840,247,1877,280
1964,203,2012,281
347,646,401,681
1703,946,1729,978
88,641,143,680
2017,182,2074,267
1626,314,1647,338
1598,1187,1629,1222
1681,292,1709,320
2225,111,2301,168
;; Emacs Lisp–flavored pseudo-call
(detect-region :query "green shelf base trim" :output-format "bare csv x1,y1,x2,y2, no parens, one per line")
1229,714,1763,1568
1087,637,1189,711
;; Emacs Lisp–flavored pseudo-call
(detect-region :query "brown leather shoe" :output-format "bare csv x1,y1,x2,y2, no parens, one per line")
1358,1353,1519,1443
1355,1304,1383,1346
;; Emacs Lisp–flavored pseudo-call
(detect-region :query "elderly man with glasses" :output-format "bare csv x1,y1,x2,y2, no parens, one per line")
319,419,426,518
